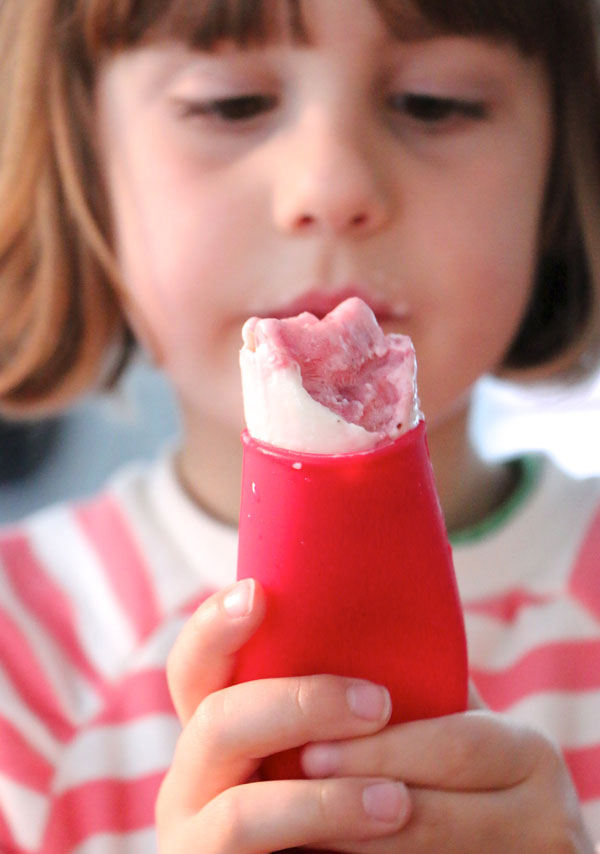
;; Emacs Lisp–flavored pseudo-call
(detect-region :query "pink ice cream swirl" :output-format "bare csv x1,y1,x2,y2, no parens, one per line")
240,297,421,454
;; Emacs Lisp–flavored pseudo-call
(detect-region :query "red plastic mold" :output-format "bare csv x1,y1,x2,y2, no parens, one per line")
234,420,468,784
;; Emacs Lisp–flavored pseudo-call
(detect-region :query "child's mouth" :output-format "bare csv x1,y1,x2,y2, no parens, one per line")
268,285,406,323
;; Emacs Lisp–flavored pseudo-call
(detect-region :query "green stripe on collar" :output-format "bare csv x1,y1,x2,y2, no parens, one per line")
449,455,543,546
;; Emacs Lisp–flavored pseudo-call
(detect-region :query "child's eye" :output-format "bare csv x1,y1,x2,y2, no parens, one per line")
387,93,487,125
177,93,278,122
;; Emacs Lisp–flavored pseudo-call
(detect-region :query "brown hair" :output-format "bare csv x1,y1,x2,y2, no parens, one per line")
0,0,599,415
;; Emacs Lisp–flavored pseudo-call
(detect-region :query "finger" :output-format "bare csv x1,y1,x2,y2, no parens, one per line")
307,785,526,853
316,773,586,854
302,710,544,791
163,674,392,813
167,579,266,723
184,777,410,854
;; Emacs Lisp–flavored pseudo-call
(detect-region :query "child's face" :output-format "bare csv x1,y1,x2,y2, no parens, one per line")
95,0,552,439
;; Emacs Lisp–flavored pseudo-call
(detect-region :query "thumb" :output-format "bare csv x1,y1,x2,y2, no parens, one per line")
167,579,266,724
468,678,487,711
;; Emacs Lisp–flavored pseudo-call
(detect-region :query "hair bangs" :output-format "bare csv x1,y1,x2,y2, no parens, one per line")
80,0,309,56
75,0,567,61
376,0,563,57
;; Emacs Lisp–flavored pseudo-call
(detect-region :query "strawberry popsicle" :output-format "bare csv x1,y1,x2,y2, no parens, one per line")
234,297,468,781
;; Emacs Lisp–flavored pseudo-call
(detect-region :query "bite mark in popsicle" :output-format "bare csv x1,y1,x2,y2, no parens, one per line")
240,297,421,453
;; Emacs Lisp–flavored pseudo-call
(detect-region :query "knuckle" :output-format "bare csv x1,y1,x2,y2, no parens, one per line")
191,690,227,753
164,610,208,696
189,595,217,637
290,674,318,720
315,779,331,824
289,675,344,731
314,779,346,839
441,719,486,778
209,787,246,850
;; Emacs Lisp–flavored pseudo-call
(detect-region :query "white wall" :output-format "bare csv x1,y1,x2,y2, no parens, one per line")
473,372,600,477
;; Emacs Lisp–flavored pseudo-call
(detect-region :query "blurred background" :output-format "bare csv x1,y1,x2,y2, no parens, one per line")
0,358,179,524
0,358,599,524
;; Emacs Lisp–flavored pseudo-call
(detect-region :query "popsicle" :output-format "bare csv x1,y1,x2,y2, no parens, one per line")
234,297,468,784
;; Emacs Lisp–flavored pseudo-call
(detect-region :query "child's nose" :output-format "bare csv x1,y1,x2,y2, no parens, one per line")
272,120,391,239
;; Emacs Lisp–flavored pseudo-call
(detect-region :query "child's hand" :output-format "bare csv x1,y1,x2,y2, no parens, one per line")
301,686,595,852
155,579,411,853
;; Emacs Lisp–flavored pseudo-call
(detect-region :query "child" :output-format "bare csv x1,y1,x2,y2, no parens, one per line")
1,0,600,850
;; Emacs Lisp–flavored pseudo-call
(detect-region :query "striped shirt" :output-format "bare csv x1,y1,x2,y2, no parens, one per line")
0,452,599,851
453,456,600,839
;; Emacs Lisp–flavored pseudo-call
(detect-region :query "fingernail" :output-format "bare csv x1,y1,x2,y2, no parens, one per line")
302,743,341,777
223,579,255,618
363,782,408,824
347,681,391,721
